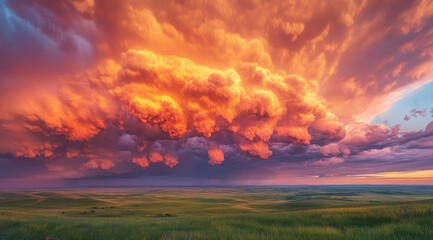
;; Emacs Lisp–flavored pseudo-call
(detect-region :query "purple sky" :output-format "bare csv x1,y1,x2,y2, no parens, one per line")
1,0,433,187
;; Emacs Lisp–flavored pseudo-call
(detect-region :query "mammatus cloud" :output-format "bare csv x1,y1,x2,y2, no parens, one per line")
104,50,343,154
208,147,224,165
132,156,149,169
1,0,433,186
1,47,343,168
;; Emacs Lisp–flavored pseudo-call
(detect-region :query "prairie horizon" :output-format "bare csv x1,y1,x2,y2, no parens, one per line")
2,184,433,189
1,186,433,239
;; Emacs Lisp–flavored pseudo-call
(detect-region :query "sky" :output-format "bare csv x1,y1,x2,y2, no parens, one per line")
372,81,433,131
1,0,433,187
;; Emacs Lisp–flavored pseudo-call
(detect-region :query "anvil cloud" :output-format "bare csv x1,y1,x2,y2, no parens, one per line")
1,0,433,186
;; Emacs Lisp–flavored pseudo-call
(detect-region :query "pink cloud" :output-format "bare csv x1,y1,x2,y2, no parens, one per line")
82,159,115,170
309,157,345,166
1,0,433,186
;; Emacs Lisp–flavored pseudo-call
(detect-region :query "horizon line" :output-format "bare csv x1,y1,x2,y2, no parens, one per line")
1,184,433,190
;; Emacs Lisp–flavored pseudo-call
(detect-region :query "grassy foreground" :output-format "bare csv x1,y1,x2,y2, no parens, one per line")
0,186,432,239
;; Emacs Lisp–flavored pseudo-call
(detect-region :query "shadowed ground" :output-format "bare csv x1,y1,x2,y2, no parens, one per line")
0,186,432,239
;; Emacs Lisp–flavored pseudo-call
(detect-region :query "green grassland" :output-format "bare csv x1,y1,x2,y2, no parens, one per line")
0,186,433,239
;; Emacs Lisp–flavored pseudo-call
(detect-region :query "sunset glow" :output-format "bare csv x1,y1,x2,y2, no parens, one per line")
1,0,433,187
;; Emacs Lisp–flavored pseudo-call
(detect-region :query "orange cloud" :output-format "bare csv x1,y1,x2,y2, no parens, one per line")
47,165,65,172
148,152,163,163
20,87,116,141
94,49,343,160
82,159,115,170
132,156,150,169
0,46,342,164
208,147,224,165
148,149,179,168
66,149,81,158
2,0,433,182
238,140,272,159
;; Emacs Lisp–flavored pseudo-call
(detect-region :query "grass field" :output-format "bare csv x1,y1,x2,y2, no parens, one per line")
0,186,433,239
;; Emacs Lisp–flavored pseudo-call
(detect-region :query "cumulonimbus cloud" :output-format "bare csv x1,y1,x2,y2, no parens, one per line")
1,48,343,168
1,0,433,185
